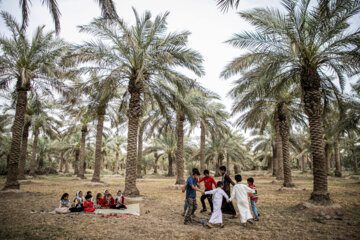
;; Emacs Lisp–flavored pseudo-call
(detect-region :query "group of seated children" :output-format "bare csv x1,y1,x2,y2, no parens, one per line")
55,189,127,214
183,167,259,229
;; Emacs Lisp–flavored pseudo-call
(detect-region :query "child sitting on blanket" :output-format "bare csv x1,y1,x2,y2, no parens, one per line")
55,193,71,214
102,190,115,208
84,194,96,212
95,193,105,208
113,190,127,209
69,191,84,212
87,191,93,201
203,181,229,229
227,175,256,226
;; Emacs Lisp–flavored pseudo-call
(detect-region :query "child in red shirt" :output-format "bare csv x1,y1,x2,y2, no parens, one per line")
112,190,127,209
84,194,96,212
102,190,115,208
198,169,217,213
95,193,105,208
247,177,259,221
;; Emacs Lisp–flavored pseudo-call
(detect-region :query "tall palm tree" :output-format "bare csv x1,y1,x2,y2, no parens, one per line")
228,65,305,186
28,99,61,176
191,99,229,174
0,12,70,189
221,0,360,203
77,73,123,182
74,9,204,195
248,126,275,174
16,0,118,34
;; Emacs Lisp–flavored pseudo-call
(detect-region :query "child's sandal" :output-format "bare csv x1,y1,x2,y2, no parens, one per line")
220,224,225,228
206,223,213,229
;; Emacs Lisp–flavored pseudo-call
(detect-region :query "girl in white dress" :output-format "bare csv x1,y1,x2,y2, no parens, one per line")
228,175,255,226
204,181,229,228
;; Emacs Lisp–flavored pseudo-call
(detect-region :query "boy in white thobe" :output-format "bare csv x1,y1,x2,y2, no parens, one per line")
228,174,255,226
204,181,229,228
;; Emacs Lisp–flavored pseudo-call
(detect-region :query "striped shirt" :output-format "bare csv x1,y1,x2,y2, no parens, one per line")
248,184,258,201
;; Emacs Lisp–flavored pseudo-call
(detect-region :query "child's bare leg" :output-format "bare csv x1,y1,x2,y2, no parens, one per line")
206,222,213,228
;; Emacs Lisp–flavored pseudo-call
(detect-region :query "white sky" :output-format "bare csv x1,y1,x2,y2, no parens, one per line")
0,0,359,136
0,0,286,113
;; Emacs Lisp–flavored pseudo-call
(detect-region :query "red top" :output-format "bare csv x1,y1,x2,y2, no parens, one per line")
84,200,94,208
97,198,106,207
198,176,217,190
102,196,115,208
248,184,258,201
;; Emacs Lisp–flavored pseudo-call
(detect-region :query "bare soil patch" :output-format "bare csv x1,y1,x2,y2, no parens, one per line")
0,172,359,240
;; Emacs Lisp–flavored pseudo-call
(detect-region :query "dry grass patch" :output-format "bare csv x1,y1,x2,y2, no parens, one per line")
0,172,359,239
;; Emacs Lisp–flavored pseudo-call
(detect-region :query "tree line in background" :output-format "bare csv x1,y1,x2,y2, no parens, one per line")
0,0,359,205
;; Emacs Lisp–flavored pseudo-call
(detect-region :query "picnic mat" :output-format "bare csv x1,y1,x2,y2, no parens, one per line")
94,203,140,216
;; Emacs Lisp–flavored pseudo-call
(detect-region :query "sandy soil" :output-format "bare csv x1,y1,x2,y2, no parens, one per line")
0,171,359,240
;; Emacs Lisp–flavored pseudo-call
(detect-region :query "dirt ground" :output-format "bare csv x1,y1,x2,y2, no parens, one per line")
0,171,359,240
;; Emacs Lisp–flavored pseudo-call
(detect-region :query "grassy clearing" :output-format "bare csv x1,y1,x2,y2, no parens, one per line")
0,171,359,240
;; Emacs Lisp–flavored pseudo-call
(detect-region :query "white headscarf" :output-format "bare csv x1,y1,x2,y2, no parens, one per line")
116,190,123,202
76,191,83,203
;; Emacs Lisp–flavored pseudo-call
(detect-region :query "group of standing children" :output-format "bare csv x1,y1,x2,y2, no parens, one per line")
55,189,127,214
182,166,260,228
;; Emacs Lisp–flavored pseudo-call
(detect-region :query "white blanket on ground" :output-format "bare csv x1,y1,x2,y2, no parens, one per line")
94,203,140,216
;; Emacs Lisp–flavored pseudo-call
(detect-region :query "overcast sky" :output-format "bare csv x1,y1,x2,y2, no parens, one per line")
0,0,358,132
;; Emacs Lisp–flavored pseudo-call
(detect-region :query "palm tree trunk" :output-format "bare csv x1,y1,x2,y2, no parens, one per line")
74,147,80,175
301,155,306,173
101,150,105,170
353,149,358,173
268,142,273,174
226,153,231,175
114,151,119,173
234,164,240,174
219,153,224,167
324,142,331,175
175,110,185,185
301,67,330,203
4,88,28,189
168,152,174,176
136,125,144,178
92,108,105,182
278,102,294,187
154,152,159,174
272,141,277,176
59,152,64,172
18,119,31,180
64,157,69,173
77,125,87,179
124,80,141,196
214,155,220,177
29,126,39,176
200,122,206,174
275,119,283,180
334,137,341,177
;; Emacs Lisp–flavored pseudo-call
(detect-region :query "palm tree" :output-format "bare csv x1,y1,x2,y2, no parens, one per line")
204,131,250,175
0,13,70,189
74,9,204,195
77,73,123,182
16,0,118,34
228,64,306,186
28,99,61,176
332,89,360,173
192,99,229,174
216,0,241,12
62,97,94,179
248,126,275,174
145,130,177,176
221,0,360,203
